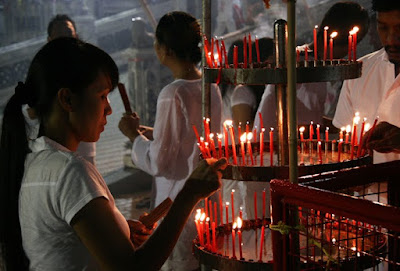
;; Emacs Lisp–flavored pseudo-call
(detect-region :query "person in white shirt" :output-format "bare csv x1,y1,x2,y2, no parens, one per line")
333,0,400,164
0,37,226,271
118,11,223,271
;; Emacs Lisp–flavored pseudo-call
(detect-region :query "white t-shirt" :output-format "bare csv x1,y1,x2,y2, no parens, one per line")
19,136,128,270
333,48,400,163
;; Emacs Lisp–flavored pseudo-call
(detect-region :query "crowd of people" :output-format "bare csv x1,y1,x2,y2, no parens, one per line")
1,0,400,270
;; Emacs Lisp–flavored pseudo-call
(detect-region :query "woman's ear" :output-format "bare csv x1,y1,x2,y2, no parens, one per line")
57,88,75,112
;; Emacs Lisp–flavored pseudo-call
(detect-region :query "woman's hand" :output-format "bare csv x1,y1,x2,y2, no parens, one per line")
127,218,155,248
118,112,141,142
139,125,154,140
182,158,228,200
362,121,400,153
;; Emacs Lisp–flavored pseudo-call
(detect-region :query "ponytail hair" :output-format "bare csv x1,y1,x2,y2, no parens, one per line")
156,11,202,64
0,37,119,270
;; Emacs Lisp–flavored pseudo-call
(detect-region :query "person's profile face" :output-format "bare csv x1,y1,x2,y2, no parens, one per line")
49,21,77,41
376,10,400,64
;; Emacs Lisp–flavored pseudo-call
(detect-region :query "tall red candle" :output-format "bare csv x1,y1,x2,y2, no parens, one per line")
338,139,343,162
232,222,237,259
260,128,265,166
247,133,255,165
195,211,202,245
212,221,216,252
238,123,242,140
330,31,338,60
345,125,351,143
239,207,243,220
223,122,230,161
200,212,206,246
205,197,208,218
357,118,366,158
259,225,265,262
209,133,217,158
318,141,323,164
206,217,210,248
240,133,246,165
316,124,321,142
258,112,264,129
228,122,238,165
248,34,252,65
340,127,344,141
255,36,260,63
269,128,274,166
313,25,318,60
309,121,314,140
233,45,238,69
231,189,235,223
361,117,378,157
296,49,300,63
262,189,266,220
215,39,222,67
352,26,359,61
299,126,305,142
323,26,329,61
348,32,352,60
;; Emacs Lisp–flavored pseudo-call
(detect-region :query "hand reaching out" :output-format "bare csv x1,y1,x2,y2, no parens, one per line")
119,112,141,142
127,217,155,248
362,121,400,154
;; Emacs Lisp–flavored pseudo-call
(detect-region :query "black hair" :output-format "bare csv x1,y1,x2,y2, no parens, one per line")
47,14,77,39
155,11,202,63
318,2,370,46
0,37,118,270
372,0,400,12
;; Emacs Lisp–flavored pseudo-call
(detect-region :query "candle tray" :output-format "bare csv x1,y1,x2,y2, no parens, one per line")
204,60,361,84
213,141,372,182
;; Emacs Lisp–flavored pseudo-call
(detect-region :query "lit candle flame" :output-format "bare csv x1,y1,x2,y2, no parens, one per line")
346,125,351,133
364,123,371,131
200,213,206,221
195,211,201,220
270,127,274,132
232,222,237,230
237,217,243,229
330,31,338,39
324,26,329,31
326,127,329,131
240,133,247,142
315,25,318,29
341,127,345,132
224,120,233,127
217,133,223,139
261,128,265,132
232,189,235,193
226,202,230,206
352,26,359,33
209,133,214,139
247,132,253,141
299,126,305,133
206,217,210,222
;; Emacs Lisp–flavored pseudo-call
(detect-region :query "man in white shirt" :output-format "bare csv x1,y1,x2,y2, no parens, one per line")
333,0,400,164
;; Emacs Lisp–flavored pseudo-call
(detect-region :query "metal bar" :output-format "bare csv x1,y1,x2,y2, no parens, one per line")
274,19,289,166
138,0,157,31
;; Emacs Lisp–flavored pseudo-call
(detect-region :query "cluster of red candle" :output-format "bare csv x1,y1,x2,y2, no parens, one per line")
203,33,262,69
311,25,359,61
194,189,269,261
193,117,274,167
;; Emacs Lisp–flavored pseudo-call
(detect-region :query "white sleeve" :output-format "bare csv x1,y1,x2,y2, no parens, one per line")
131,87,184,180
75,142,96,165
332,79,355,129
231,85,256,108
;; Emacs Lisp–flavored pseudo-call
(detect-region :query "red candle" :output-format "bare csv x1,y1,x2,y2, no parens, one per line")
260,128,265,166
248,34,252,65
296,49,300,62
245,121,250,134
237,218,243,259
203,117,210,142
259,225,265,262
238,123,242,140
203,35,213,67
254,191,258,220
325,127,329,142
247,133,255,165
239,207,243,220
209,133,217,158
223,122,230,161
200,212,206,246
313,25,318,60
299,126,305,141
233,45,238,69
323,26,329,61
195,211,202,245
348,32,352,60
225,202,229,225
316,124,321,142
330,31,337,60
240,133,246,165
352,26,359,61
205,197,208,218
340,127,345,141
215,39,222,67
361,117,379,157
206,217,210,248
255,36,261,63
350,117,359,160
232,222,237,259
269,128,274,166
214,202,218,226
204,142,211,158
253,127,257,143
258,112,264,129
357,118,366,158
217,133,223,159
243,36,248,68
212,221,216,252
192,125,201,145
338,139,343,162
227,121,238,165
318,141,323,164
231,189,235,223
